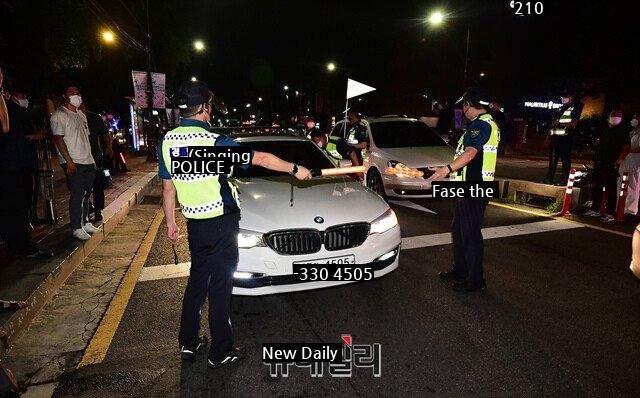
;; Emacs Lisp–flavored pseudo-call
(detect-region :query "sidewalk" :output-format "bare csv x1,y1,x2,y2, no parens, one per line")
0,152,159,356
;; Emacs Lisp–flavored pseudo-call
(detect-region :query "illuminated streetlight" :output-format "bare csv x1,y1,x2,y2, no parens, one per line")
480,72,485,77
427,10,445,26
327,62,336,72
245,103,251,108
193,40,205,51
295,90,299,96
101,30,115,43
283,85,289,91
191,76,197,82
258,97,263,102
233,108,237,112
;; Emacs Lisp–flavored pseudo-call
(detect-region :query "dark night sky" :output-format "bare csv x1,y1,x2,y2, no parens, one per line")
1,0,639,113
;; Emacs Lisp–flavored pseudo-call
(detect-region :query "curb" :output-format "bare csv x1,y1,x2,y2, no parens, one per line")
0,172,158,358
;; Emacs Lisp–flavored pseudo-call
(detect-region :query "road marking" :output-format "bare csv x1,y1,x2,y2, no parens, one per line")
137,219,584,283
489,202,633,238
77,209,165,368
389,200,437,214
139,261,191,282
401,219,584,250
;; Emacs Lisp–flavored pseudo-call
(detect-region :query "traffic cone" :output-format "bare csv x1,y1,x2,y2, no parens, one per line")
555,168,576,217
615,172,629,222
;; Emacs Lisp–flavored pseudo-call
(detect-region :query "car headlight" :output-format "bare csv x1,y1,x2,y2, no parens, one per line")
384,160,424,178
370,209,398,234
238,229,266,248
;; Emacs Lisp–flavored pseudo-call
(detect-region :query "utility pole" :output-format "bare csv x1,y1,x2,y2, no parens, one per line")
144,0,157,161
462,24,470,91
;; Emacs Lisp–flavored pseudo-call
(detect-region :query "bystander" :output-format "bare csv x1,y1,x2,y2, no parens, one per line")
51,84,98,240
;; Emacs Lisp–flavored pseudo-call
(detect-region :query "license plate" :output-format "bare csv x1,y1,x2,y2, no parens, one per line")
294,255,355,265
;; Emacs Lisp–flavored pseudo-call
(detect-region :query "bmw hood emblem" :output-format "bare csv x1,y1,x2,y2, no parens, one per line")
314,216,324,224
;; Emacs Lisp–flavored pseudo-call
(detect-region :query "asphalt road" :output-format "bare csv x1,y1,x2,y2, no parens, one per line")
53,196,640,397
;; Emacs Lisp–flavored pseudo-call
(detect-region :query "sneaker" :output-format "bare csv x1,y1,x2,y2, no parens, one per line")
181,336,208,360
73,228,91,241
583,210,601,218
207,347,240,369
599,214,615,223
83,222,100,234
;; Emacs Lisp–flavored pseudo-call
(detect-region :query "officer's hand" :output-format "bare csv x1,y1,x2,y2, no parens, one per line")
67,161,77,175
426,166,448,183
167,220,180,244
295,165,312,180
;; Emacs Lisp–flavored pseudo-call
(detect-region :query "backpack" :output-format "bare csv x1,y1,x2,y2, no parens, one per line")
0,360,22,397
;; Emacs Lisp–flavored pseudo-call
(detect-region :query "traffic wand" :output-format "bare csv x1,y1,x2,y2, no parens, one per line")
311,166,366,177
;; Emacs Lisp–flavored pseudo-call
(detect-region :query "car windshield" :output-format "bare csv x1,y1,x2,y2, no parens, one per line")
231,139,335,178
371,121,447,148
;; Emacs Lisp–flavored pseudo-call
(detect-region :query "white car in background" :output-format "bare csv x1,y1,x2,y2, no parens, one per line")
227,133,401,295
331,116,455,198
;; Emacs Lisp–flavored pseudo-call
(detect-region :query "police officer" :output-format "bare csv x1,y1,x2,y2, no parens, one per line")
543,91,583,185
346,109,368,165
427,87,500,292
158,81,311,368
309,130,359,167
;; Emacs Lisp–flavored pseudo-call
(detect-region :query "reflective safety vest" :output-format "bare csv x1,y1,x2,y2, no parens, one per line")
551,106,575,136
161,125,239,219
347,120,368,158
325,136,344,166
451,114,500,182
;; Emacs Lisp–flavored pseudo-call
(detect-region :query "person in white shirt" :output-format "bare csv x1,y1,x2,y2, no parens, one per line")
618,114,640,215
51,84,99,241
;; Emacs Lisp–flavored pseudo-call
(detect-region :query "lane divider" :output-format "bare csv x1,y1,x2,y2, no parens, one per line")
77,209,165,368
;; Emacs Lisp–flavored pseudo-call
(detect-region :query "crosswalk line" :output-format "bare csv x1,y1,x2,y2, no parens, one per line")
138,219,583,282
400,219,584,250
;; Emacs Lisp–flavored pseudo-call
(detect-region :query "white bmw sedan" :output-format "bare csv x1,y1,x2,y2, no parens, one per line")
228,133,401,295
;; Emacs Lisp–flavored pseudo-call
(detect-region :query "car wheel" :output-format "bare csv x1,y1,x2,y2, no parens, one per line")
367,168,387,199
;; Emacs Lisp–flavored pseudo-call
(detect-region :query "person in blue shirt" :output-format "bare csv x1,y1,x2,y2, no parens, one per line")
158,81,311,369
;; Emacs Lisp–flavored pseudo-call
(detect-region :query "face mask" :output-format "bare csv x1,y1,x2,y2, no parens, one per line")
609,116,622,126
17,99,29,108
561,97,570,104
69,95,82,108
631,119,638,128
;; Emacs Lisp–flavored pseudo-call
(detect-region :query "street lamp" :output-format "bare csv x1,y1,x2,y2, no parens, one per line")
233,108,237,112
283,85,289,91
101,30,115,43
479,72,485,77
191,76,197,82
258,97,263,102
193,40,205,51
245,103,251,108
327,62,336,72
427,11,445,26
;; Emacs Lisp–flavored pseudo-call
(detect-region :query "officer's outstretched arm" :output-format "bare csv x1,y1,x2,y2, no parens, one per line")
252,150,312,180
426,147,478,182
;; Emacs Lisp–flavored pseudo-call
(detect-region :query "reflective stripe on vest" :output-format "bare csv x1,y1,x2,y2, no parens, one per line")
450,114,500,182
325,136,343,166
161,126,239,219
552,106,574,136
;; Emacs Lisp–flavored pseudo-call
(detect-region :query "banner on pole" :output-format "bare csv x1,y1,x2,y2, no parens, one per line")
346,78,376,99
132,70,166,109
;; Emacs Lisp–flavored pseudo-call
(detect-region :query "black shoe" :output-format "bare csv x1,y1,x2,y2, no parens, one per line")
452,280,486,292
438,270,465,282
208,347,240,369
180,336,208,360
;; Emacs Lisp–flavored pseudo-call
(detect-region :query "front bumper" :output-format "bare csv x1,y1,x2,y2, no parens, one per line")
382,174,434,198
233,224,401,295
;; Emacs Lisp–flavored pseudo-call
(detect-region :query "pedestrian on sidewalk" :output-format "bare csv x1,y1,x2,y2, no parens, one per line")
51,84,99,240
617,114,640,215
543,91,583,185
81,104,112,223
159,81,311,368
583,110,629,222
0,74,51,259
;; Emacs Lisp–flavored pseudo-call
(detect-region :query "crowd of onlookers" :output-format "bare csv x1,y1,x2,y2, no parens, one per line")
0,67,127,263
